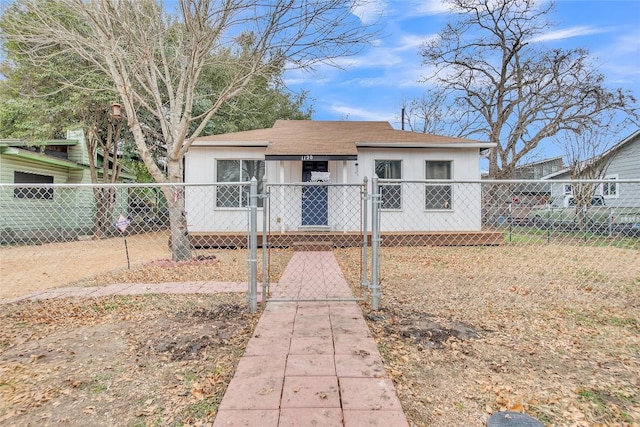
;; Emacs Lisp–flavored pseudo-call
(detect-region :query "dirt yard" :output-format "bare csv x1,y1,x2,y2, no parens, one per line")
0,294,258,426
1,238,639,426
0,232,284,300
1,232,174,299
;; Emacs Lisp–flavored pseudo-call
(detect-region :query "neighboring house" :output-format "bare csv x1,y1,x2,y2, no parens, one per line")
542,129,640,208
186,120,495,236
515,156,565,180
478,157,567,225
0,129,134,244
511,156,566,205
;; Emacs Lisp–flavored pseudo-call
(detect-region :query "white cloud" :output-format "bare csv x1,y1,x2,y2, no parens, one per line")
413,0,452,15
330,103,396,122
395,34,438,52
342,66,427,89
608,29,640,55
592,29,640,90
530,25,605,43
351,0,387,25
283,65,334,86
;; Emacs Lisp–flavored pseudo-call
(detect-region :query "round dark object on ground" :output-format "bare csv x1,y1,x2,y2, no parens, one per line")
487,411,544,427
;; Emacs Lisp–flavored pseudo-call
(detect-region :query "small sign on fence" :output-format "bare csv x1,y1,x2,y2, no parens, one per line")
115,214,131,268
116,214,131,233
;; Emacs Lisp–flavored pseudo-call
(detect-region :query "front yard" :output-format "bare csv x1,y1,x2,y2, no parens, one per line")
1,238,639,426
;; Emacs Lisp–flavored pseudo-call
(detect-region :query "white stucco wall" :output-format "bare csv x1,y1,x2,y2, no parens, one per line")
185,145,484,232
356,148,482,231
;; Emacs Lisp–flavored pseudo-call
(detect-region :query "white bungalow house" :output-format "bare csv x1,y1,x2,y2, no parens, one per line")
185,120,498,245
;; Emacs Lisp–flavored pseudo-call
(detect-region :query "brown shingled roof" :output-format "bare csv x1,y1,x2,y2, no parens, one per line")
193,120,491,157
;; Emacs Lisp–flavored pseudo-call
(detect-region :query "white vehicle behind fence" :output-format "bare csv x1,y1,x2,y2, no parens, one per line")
527,195,640,233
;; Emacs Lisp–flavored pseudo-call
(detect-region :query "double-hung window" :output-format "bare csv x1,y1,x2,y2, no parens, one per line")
216,160,265,207
425,161,452,210
602,175,618,198
375,160,402,210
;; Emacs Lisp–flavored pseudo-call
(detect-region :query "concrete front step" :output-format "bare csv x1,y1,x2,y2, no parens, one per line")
292,241,334,251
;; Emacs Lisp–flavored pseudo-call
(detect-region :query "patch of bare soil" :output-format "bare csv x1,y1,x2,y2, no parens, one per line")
1,231,292,299
335,245,640,427
1,232,173,299
0,293,259,426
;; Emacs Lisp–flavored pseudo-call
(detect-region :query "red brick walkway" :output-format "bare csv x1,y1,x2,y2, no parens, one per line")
0,281,247,304
2,251,409,426
213,252,408,427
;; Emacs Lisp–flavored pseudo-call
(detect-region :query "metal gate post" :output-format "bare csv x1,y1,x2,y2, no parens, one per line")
248,177,258,313
261,175,269,303
371,175,381,310
361,177,369,298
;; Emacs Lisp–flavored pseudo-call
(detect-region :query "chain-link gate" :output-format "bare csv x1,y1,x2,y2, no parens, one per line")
260,180,368,302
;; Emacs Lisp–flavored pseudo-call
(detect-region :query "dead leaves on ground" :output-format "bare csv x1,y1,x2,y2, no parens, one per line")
0,294,258,426
334,246,640,427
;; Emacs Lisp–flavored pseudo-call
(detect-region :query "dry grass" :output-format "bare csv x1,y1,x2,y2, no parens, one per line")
2,236,639,426
0,293,259,426
335,245,640,427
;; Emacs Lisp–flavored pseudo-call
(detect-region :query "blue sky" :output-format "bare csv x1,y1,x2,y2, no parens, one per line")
285,0,640,137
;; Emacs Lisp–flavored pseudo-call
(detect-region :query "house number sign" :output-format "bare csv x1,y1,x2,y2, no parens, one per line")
301,155,314,160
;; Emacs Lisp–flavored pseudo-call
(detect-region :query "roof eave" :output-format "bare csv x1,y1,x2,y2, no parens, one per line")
1,147,86,170
356,142,497,149
191,140,270,147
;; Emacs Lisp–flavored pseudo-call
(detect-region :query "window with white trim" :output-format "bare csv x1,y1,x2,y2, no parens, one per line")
563,184,573,195
425,161,452,210
216,160,265,207
375,160,402,209
602,175,618,198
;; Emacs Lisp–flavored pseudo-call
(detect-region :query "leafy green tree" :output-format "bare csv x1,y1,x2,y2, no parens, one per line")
1,0,372,260
0,36,130,237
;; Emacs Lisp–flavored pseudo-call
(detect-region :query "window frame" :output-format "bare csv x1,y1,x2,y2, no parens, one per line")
374,159,402,210
602,174,618,199
425,160,453,211
13,171,54,200
215,159,265,208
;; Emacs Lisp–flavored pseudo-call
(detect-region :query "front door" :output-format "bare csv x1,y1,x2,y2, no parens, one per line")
301,161,328,226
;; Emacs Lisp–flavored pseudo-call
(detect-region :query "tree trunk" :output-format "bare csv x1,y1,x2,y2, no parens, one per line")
164,159,191,261
93,188,116,238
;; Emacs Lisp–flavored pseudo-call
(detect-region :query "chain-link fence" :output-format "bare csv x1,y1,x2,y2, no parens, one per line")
2,179,638,309
0,182,257,302
374,178,640,244
363,178,639,308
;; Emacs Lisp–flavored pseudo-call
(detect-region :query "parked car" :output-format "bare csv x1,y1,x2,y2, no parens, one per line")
527,195,640,232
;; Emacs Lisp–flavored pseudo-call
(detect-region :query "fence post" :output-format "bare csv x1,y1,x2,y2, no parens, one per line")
371,175,381,310
248,177,258,313
262,175,269,303
361,177,369,299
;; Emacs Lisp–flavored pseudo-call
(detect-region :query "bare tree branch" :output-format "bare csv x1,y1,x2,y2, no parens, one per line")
419,0,638,178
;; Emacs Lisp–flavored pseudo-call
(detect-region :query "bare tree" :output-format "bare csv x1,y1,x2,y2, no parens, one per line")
420,0,637,179
401,88,476,135
558,124,618,229
1,0,375,260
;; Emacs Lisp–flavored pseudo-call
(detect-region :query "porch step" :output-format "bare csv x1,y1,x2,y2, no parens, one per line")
292,241,334,251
